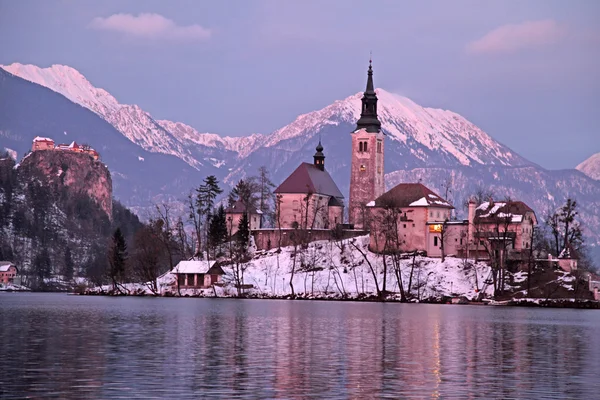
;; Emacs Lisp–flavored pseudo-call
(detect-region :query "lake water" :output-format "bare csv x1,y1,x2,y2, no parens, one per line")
0,294,599,399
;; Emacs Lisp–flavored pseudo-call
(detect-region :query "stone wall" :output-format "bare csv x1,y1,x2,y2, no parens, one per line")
252,228,368,251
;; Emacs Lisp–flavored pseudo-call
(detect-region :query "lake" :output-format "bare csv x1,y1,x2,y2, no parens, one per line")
0,293,599,399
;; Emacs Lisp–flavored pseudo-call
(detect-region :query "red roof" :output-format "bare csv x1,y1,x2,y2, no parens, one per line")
374,183,453,208
275,162,344,198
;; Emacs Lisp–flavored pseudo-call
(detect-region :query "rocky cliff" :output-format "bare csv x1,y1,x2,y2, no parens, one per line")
17,150,112,218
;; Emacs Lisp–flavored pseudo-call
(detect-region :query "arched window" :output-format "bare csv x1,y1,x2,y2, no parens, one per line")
364,142,368,152
359,142,363,152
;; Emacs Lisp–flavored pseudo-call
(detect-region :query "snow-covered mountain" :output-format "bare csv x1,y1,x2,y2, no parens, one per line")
577,153,600,180
1,62,599,258
1,63,528,177
0,63,263,170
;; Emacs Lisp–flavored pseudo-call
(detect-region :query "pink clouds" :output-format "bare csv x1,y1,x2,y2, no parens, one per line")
467,20,565,54
89,13,211,41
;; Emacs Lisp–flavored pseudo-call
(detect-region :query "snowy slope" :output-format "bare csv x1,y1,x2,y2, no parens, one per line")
576,152,600,180
0,63,255,169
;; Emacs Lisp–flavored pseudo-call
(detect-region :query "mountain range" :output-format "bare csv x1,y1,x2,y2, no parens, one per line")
1,63,599,259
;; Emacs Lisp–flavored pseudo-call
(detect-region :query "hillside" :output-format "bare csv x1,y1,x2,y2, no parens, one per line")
0,150,142,290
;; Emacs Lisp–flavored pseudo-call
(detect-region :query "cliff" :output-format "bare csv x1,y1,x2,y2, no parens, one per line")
17,150,112,218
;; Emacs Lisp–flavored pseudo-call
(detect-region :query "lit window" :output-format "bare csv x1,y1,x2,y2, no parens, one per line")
360,164,366,171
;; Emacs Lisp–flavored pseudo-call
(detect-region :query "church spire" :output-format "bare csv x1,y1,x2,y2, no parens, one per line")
355,59,381,133
313,140,325,171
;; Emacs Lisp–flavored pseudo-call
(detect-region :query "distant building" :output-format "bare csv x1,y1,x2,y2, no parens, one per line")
31,137,99,160
274,142,344,229
168,260,225,289
468,199,537,260
224,200,262,236
0,262,17,284
31,136,55,151
349,61,385,229
368,183,454,254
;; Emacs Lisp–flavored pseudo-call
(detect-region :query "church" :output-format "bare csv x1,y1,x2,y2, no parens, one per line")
274,141,344,229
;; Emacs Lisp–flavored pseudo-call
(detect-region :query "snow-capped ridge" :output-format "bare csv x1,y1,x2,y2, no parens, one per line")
576,152,600,180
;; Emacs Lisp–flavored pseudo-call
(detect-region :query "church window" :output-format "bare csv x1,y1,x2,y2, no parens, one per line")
359,142,363,152
364,142,368,152
377,141,382,153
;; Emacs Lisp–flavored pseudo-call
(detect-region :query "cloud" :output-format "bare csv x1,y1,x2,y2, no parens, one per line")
89,13,211,41
467,20,565,54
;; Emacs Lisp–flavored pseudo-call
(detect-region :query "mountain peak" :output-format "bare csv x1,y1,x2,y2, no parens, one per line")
576,152,600,180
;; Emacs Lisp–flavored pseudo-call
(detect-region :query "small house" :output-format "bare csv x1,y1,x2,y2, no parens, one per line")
0,262,18,284
170,260,225,289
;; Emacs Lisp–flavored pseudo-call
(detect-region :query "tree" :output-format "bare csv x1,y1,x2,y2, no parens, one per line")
108,228,128,293
63,247,74,281
131,223,166,294
228,179,258,210
208,205,228,257
32,249,52,291
231,212,251,296
194,175,223,258
254,166,275,227
558,198,582,253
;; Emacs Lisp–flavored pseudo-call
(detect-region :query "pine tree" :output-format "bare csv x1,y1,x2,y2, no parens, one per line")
237,212,250,251
108,228,128,292
63,247,74,281
208,205,228,257
196,175,223,216
195,175,223,258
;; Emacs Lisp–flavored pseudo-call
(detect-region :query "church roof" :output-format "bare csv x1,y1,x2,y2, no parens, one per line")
373,183,453,209
275,162,344,198
224,200,261,215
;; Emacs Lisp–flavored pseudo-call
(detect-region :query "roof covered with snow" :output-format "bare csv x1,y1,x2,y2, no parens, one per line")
475,201,535,224
33,136,54,142
0,262,16,272
373,183,453,209
171,260,216,274
275,162,344,198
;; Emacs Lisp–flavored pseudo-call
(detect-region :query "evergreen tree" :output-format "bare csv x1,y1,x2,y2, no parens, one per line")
108,228,128,292
237,212,250,250
196,175,223,216
208,205,228,257
194,175,223,257
63,247,74,281
228,179,258,209
32,249,52,290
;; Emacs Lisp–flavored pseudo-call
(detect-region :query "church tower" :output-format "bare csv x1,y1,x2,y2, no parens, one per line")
348,61,385,228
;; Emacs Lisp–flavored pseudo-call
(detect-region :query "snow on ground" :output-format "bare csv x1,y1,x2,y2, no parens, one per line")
236,235,492,300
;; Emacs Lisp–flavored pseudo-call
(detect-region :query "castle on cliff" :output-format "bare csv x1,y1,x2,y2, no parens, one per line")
31,136,99,160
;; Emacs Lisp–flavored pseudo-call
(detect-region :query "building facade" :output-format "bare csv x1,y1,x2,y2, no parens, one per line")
274,142,344,229
224,200,262,236
349,61,385,229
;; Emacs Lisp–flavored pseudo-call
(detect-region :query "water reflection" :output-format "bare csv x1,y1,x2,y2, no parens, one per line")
0,294,599,399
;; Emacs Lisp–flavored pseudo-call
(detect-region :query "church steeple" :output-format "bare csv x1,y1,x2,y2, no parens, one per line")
355,60,381,133
313,140,325,171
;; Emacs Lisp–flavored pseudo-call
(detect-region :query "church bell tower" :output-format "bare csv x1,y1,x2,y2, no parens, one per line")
348,61,385,229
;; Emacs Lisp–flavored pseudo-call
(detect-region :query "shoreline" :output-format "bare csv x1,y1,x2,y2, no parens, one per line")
73,289,600,309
